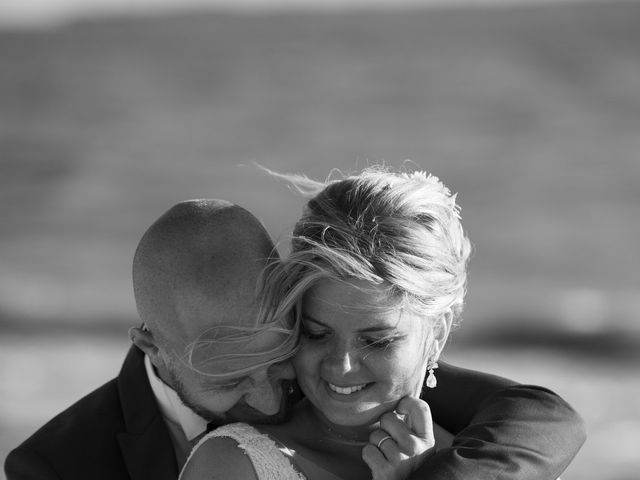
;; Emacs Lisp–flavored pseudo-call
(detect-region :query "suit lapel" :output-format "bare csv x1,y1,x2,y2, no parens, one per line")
117,418,179,480
117,346,179,480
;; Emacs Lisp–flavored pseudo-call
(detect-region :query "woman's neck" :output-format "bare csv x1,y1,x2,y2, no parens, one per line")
302,400,379,448
263,399,375,480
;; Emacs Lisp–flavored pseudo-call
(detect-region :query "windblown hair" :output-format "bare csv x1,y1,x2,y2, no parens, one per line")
176,321,300,379
259,166,472,333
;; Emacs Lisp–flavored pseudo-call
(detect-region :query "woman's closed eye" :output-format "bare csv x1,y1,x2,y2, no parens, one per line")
301,325,330,341
359,335,401,350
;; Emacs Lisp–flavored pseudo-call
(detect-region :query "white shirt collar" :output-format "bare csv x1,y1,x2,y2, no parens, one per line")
144,354,209,441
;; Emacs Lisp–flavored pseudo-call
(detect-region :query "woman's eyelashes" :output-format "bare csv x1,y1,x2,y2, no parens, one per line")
301,325,330,341
360,335,397,349
301,324,401,350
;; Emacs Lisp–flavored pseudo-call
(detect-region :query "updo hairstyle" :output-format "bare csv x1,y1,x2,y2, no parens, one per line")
259,166,472,337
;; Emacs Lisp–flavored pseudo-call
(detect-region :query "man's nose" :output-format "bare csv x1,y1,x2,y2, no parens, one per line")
245,377,282,416
268,359,296,381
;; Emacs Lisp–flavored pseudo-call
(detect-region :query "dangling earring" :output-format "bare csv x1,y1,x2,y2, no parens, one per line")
425,360,439,389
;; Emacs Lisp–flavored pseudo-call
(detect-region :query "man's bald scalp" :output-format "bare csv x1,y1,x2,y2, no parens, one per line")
132,199,276,349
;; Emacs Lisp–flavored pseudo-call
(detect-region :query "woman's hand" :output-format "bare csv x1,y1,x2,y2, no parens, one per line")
362,396,436,480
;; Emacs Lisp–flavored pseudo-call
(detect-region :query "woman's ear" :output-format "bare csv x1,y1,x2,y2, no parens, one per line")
431,309,453,359
129,326,164,368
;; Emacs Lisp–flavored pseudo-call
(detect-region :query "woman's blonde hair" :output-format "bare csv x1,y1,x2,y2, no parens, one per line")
259,166,472,334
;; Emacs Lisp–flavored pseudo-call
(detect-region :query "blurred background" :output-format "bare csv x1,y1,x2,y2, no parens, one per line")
1,0,639,478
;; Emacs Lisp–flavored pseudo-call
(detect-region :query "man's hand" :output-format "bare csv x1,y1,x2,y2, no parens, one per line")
362,397,436,480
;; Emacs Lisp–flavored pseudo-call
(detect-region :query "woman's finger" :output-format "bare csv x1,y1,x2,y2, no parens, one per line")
379,411,430,456
362,443,391,479
396,396,434,441
369,429,402,463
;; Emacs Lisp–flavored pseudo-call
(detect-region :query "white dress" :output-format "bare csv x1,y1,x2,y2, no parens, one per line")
184,423,306,480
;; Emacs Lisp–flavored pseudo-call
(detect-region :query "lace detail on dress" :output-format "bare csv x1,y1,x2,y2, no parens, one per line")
187,423,306,480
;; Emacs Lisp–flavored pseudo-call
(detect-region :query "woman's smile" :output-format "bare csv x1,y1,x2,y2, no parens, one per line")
326,382,369,395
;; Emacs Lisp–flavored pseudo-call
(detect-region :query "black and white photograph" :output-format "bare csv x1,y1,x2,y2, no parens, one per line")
1,0,639,479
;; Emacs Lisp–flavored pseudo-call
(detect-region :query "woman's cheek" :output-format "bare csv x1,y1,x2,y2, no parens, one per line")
293,341,320,374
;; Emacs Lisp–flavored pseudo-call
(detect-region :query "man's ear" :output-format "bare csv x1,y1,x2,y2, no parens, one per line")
129,326,165,369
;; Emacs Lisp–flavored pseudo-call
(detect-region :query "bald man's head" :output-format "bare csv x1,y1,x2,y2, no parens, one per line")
132,199,276,349
129,199,295,424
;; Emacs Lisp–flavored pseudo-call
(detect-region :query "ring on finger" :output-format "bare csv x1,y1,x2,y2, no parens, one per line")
376,435,393,449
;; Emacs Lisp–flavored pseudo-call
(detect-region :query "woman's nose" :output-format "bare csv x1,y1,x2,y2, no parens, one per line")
322,343,360,375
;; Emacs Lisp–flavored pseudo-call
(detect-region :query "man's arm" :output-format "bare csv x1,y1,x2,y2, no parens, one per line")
422,362,518,434
5,447,61,480
413,362,586,480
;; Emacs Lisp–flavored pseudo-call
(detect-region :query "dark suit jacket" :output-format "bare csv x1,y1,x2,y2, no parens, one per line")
5,346,585,480
5,346,179,480
415,363,586,479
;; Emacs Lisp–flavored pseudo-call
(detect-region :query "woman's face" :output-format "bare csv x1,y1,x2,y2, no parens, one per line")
293,278,431,428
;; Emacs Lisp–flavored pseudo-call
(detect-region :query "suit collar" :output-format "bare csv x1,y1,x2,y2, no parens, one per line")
117,345,179,480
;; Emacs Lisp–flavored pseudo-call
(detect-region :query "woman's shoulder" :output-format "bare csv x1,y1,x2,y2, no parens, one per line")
179,429,258,480
181,423,305,480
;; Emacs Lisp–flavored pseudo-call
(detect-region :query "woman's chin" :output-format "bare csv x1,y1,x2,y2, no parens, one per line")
317,405,384,429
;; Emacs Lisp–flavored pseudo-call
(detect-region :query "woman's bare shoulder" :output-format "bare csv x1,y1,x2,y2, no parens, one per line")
180,436,258,480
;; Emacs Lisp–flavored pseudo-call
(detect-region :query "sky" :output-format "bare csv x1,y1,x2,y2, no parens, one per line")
0,0,620,28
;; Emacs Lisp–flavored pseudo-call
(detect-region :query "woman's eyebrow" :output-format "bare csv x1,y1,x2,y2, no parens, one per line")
301,313,324,325
357,326,398,334
302,314,398,334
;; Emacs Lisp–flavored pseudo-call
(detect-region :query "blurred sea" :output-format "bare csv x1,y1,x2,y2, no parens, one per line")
1,2,639,479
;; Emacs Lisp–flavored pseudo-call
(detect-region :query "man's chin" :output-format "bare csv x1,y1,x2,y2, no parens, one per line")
228,398,291,426
177,378,294,427
245,409,288,425
234,385,296,425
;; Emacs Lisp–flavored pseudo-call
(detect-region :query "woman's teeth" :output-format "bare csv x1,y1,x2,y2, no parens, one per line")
328,383,367,395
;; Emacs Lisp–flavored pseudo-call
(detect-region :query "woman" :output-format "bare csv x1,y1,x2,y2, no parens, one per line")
181,167,470,480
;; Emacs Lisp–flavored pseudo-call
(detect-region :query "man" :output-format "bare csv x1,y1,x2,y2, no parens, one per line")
5,199,585,480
